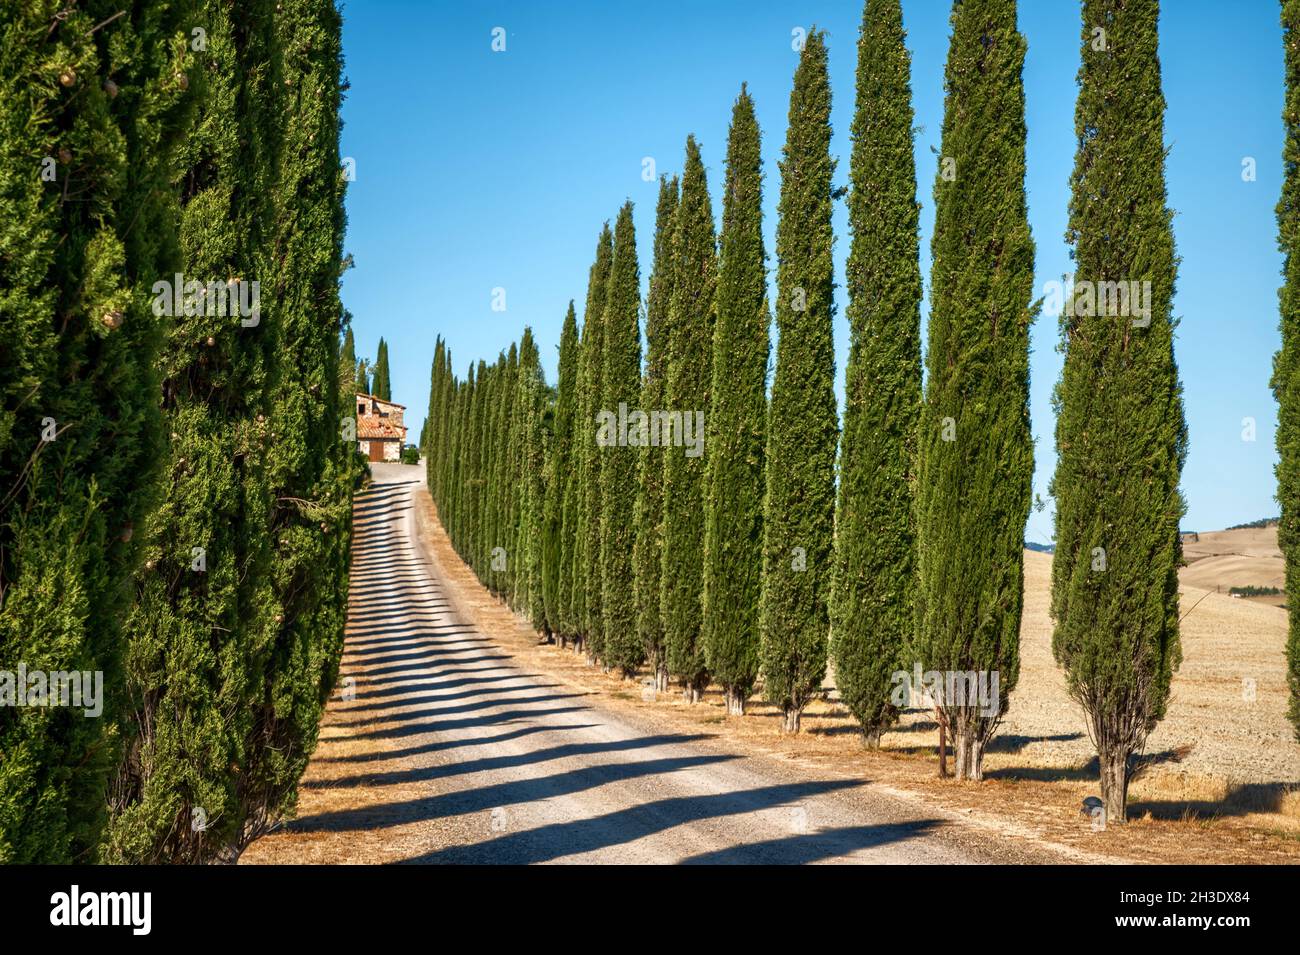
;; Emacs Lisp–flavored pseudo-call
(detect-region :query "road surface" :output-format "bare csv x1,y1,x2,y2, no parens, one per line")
242,462,1066,865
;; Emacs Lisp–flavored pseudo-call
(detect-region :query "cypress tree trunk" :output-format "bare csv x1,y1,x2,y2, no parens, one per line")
0,0,189,862
663,136,717,701
761,31,838,733
544,304,579,642
831,0,922,748
1276,0,1300,744
1051,0,1185,822
600,204,644,677
915,0,1035,780
634,177,679,692
575,226,613,661
703,88,769,717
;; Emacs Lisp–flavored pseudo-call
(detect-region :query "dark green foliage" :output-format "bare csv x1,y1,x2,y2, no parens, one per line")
545,304,580,638
575,226,613,657
915,0,1035,780
662,137,717,699
0,0,191,862
1052,0,1186,818
760,32,838,732
1277,0,1300,743
100,0,351,861
340,324,358,400
599,203,643,676
830,0,922,746
702,90,769,715
355,358,369,395
634,177,678,686
515,328,548,630
371,337,391,401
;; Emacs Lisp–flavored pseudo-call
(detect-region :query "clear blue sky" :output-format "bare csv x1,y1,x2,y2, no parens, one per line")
338,0,1283,542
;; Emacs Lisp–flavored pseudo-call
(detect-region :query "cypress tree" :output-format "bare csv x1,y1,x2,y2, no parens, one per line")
246,0,352,849
0,0,191,862
760,31,838,733
703,89,769,716
103,0,284,862
1052,0,1186,821
575,225,613,659
1277,0,1300,743
915,0,1035,780
599,202,644,676
372,336,391,401
830,0,922,747
547,303,580,644
340,325,357,400
424,336,445,460
515,328,546,625
662,137,717,701
355,358,369,395
634,177,679,690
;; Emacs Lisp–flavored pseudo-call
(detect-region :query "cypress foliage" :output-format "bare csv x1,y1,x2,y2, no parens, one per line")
634,177,679,690
1052,0,1186,820
760,31,838,733
830,0,922,747
574,225,613,658
702,89,769,716
662,137,717,701
599,202,644,676
245,0,352,848
915,0,1035,780
340,326,358,399
371,336,391,401
1277,0,1300,743
424,336,445,459
0,0,191,862
514,328,547,627
355,358,369,395
103,0,282,862
547,303,580,643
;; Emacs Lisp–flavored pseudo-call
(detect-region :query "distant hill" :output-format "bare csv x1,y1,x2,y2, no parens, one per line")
1225,516,1280,531
1179,522,1285,606
1024,541,1055,554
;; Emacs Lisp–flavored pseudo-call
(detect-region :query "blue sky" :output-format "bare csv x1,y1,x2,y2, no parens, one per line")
339,0,1283,542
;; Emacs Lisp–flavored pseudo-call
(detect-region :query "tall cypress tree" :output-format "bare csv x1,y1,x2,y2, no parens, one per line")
703,89,769,716
355,358,369,395
1052,0,1186,821
760,31,838,733
0,0,191,862
831,0,922,747
1277,0,1300,744
104,0,284,861
662,137,717,701
634,176,678,690
340,325,358,401
246,0,352,850
915,0,1035,780
600,202,644,676
424,336,445,459
575,225,613,659
515,328,548,631
545,304,580,643
371,336,391,401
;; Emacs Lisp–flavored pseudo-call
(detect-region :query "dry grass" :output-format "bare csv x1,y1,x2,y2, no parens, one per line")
411,491,1300,864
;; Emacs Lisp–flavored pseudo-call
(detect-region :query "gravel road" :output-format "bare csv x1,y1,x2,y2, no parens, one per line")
241,463,1072,865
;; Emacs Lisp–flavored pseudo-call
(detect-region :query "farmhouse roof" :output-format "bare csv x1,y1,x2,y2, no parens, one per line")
356,392,406,409
358,414,407,440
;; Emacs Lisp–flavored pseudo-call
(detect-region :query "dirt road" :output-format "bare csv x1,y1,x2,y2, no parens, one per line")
242,463,1074,864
